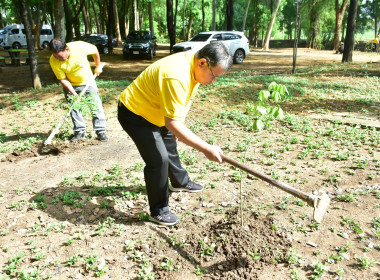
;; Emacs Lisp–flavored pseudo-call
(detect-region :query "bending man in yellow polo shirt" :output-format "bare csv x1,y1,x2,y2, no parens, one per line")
118,42,232,226
50,39,108,142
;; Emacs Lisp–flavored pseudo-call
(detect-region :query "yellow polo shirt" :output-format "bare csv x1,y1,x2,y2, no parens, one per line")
49,41,98,86
119,51,199,127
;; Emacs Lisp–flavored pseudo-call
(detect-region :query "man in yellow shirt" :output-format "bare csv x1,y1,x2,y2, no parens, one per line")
373,35,379,53
50,39,108,142
118,42,232,226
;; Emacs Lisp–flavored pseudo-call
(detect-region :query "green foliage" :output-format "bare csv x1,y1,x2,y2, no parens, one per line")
250,82,288,131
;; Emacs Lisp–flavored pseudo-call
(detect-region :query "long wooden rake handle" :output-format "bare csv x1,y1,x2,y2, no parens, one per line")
222,155,315,207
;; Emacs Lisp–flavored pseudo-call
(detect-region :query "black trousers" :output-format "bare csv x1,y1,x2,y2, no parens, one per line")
117,103,189,215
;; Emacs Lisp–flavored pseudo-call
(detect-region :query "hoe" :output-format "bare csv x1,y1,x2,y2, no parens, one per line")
222,155,330,223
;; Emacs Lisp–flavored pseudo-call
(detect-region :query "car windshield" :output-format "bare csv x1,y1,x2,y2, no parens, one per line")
190,34,211,42
0,25,15,34
127,31,150,40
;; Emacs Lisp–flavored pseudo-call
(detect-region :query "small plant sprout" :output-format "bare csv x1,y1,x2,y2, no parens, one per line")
199,239,216,257
290,269,300,280
248,249,261,261
356,255,376,269
194,265,208,276
311,260,327,279
160,257,178,271
285,247,301,265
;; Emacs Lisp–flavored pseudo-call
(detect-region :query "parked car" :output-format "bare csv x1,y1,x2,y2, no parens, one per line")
173,31,250,64
73,34,117,54
122,30,157,60
0,24,54,49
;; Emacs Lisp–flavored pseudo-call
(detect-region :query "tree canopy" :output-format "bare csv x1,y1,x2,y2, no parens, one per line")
0,0,377,50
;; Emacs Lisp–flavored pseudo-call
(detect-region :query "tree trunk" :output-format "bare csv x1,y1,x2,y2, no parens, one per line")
19,0,41,89
114,0,121,44
332,0,348,50
91,0,100,33
262,0,281,50
73,3,82,38
182,0,186,39
63,0,86,41
187,13,193,40
82,1,91,34
54,0,65,39
308,2,320,49
167,0,176,52
133,0,139,30
32,2,43,50
242,0,251,31
212,0,216,30
122,0,131,38
201,0,205,31
292,0,304,74
148,1,154,37
226,0,234,30
342,0,358,62
139,1,144,31
107,0,114,53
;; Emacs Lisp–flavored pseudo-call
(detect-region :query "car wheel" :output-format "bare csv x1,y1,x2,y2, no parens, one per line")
103,46,109,55
42,41,50,49
13,42,21,49
123,53,130,60
233,49,245,64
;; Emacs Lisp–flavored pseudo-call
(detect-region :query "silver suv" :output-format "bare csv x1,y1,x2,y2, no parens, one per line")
172,31,250,64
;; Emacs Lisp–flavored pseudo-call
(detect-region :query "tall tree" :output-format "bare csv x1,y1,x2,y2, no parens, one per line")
226,0,234,30
201,0,205,31
211,0,216,30
19,0,41,89
182,0,186,39
242,0,251,31
332,0,348,50
292,0,305,74
63,0,85,42
114,0,121,44
82,0,91,33
91,0,100,33
133,0,139,30
166,0,178,52
121,0,131,38
31,2,43,50
54,0,65,39
342,0,359,62
148,1,154,36
107,0,114,53
307,0,322,49
262,0,282,51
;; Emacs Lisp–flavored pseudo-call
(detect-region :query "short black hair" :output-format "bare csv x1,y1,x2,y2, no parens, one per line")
50,38,67,52
195,41,233,71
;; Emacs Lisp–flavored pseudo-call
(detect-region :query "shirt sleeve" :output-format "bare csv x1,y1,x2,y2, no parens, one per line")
49,55,66,80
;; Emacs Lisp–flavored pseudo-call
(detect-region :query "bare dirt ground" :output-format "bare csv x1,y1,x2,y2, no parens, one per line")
0,46,379,280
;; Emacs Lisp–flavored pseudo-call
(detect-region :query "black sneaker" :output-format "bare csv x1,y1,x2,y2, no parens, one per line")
169,180,204,193
72,131,85,142
149,211,180,226
97,132,108,142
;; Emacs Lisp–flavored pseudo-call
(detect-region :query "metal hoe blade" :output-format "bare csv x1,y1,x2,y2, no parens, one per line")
311,192,330,223
222,155,330,223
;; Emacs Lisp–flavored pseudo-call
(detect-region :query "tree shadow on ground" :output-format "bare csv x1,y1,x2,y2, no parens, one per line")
29,185,148,226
